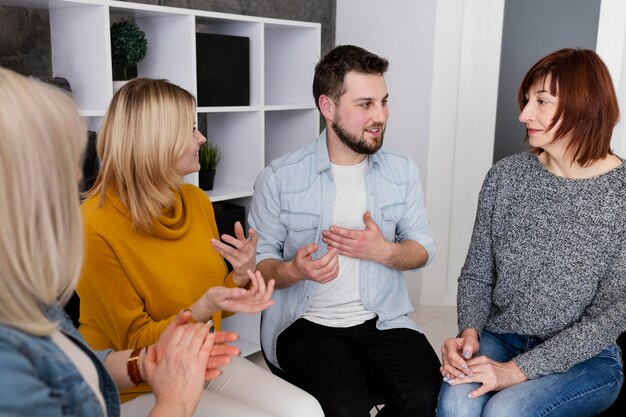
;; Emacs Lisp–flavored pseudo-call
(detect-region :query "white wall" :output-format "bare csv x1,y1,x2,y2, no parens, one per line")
336,0,436,181
336,0,505,306
337,0,626,307
597,0,626,156
336,0,437,302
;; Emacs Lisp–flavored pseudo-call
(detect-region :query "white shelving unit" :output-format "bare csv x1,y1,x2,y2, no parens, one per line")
2,0,321,356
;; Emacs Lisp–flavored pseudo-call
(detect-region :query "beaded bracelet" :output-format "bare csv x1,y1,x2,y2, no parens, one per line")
127,347,145,385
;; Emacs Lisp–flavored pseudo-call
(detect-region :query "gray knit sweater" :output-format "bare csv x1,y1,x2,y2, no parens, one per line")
458,152,626,379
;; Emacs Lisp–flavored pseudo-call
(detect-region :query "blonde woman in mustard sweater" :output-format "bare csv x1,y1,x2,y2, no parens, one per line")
77,79,324,417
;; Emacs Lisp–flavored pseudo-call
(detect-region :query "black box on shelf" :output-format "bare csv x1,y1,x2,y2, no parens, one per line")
213,202,246,238
213,202,246,272
196,33,250,106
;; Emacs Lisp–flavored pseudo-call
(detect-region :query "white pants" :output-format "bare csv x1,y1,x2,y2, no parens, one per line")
121,355,324,417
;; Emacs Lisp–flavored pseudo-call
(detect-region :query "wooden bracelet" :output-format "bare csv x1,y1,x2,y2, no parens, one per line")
127,347,145,385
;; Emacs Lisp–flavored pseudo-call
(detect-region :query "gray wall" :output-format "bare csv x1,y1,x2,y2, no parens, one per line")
0,0,335,77
0,7,51,77
493,0,601,163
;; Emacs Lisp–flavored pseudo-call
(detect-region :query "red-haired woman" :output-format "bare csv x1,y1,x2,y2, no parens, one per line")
437,48,626,417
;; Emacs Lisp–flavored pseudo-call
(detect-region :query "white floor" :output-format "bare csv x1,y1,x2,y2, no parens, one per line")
246,305,458,416
408,304,458,360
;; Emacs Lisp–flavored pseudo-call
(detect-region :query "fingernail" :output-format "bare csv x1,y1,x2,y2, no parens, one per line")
443,377,450,383
467,393,473,399
467,372,473,377
461,363,467,369
464,351,471,359
209,325,215,333
182,308,191,313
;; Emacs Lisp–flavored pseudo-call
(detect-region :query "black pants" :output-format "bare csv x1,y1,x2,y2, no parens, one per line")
275,317,441,417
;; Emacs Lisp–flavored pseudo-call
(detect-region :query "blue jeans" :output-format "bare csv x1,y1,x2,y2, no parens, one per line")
436,330,623,417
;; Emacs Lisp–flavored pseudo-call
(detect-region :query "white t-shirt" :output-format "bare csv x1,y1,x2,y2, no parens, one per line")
303,158,376,327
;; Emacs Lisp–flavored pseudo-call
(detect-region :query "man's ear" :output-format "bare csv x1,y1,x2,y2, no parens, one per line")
319,94,334,121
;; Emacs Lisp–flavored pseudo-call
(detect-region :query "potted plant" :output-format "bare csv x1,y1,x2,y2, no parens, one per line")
198,141,223,191
110,21,148,90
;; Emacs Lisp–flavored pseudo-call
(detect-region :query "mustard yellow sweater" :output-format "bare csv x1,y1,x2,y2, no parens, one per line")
77,184,236,401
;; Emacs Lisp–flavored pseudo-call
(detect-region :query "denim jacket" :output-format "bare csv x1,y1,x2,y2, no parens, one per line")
249,130,436,368
0,304,119,417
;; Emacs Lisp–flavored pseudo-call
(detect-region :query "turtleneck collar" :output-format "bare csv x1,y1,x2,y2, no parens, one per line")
105,187,191,240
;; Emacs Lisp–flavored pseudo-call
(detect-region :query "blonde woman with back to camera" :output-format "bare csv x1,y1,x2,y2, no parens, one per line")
75,78,324,417
0,67,240,417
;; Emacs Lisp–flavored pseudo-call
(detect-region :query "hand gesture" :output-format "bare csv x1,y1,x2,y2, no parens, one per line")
154,310,240,380
322,211,389,262
288,243,339,284
194,270,275,321
145,322,215,417
211,222,258,287
202,330,240,380
440,329,480,380
445,356,528,398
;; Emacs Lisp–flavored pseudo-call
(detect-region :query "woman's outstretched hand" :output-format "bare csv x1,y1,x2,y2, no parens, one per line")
211,222,258,287
192,270,275,322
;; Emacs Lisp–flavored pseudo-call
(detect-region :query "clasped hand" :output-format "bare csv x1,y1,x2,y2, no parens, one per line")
145,310,240,415
440,330,527,398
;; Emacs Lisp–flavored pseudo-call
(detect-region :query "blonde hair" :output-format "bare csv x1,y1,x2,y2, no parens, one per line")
0,68,86,335
86,78,195,231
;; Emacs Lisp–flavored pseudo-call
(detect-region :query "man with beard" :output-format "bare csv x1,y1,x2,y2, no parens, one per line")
248,45,441,417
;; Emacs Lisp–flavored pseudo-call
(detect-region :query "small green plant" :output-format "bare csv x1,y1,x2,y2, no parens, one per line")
199,142,223,171
110,21,148,80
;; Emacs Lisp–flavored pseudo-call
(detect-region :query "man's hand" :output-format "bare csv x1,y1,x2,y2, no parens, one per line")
322,211,390,263
287,243,339,284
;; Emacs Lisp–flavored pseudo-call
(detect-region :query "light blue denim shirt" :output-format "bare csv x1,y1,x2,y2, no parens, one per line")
249,130,435,368
0,304,119,417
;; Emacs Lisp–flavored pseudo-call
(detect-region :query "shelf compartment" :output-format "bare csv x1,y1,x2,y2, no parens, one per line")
264,21,320,106
265,109,320,166
204,183,253,203
109,5,196,95
50,2,110,112
200,111,263,191
197,105,261,113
